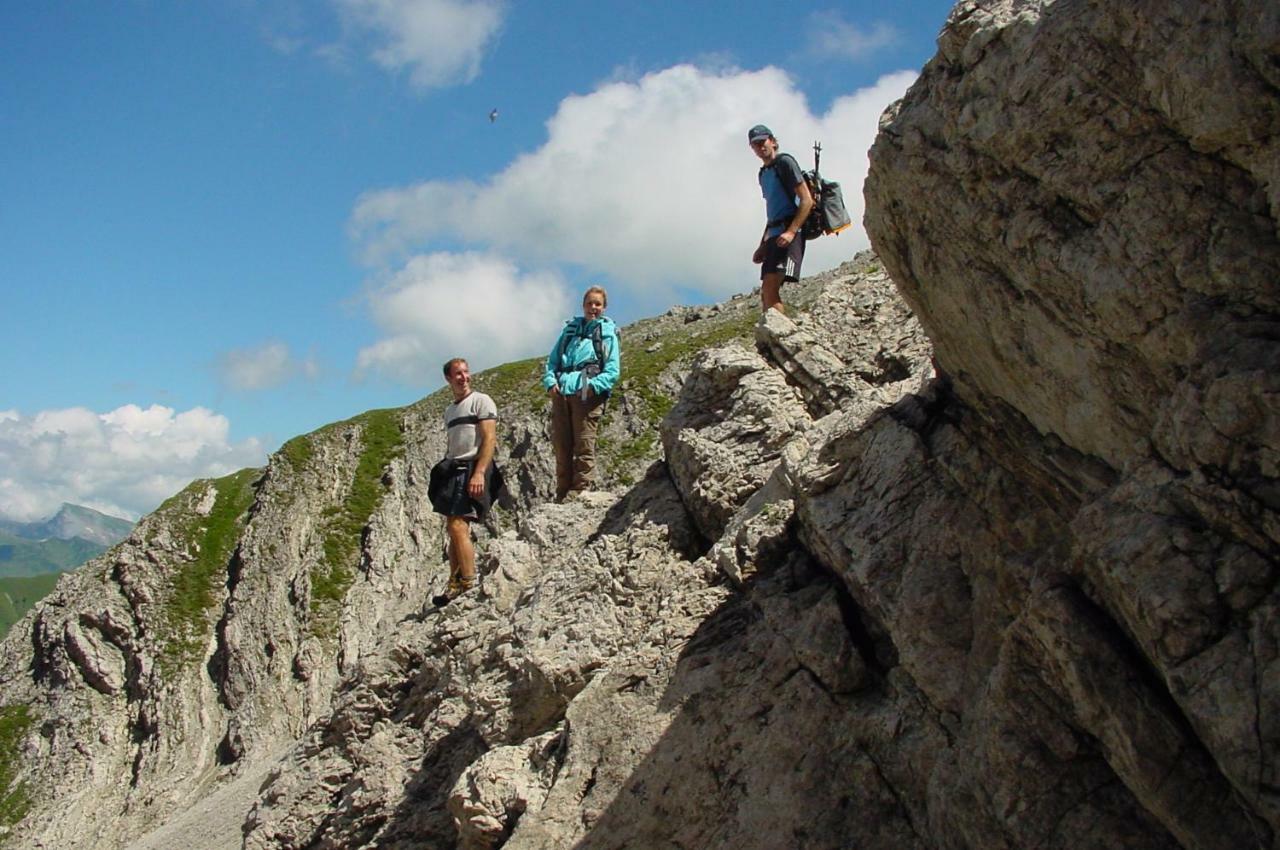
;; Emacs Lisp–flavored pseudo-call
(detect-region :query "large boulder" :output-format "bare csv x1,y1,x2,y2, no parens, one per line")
863,0,1279,844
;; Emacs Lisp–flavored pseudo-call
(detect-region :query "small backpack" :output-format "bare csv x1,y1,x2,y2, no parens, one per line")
778,144,853,240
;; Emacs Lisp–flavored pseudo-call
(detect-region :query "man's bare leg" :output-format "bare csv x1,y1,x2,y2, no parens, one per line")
761,272,785,314
446,515,476,586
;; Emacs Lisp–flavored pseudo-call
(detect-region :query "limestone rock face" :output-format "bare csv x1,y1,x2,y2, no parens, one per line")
659,343,809,542
862,0,1279,845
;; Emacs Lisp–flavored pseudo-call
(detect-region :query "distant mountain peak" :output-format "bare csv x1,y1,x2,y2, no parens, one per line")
0,503,134,547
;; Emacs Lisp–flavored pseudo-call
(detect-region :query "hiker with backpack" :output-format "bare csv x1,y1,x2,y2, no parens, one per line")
542,285,621,502
749,123,815,314
427,357,498,605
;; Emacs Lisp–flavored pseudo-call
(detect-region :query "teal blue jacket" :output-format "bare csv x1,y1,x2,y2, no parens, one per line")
542,316,621,397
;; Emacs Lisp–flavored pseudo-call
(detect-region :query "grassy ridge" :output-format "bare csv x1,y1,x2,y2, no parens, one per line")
0,704,33,841
278,303,768,627
472,357,547,416
158,468,261,668
311,408,406,635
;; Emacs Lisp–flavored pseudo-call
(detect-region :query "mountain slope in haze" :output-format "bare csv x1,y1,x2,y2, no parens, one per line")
0,533,103,578
0,504,134,549
0,506,135,636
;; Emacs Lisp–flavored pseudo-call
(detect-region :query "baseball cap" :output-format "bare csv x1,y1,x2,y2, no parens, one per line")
747,124,774,143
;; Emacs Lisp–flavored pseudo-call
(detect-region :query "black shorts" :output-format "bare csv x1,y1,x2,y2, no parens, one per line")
428,458,499,520
759,233,805,282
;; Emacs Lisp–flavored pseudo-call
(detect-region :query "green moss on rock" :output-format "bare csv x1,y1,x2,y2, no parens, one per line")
0,705,34,839
473,357,546,415
594,311,759,483
312,408,406,634
159,468,261,668
278,434,315,471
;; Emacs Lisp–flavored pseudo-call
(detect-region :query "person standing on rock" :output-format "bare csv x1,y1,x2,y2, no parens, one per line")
542,285,621,502
749,123,814,314
428,357,498,605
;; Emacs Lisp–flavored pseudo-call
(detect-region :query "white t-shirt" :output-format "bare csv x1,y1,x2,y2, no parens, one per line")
443,391,497,460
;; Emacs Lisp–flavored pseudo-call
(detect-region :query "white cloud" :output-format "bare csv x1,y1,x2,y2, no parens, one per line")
0,405,267,522
335,0,505,89
806,14,899,62
350,65,919,304
218,341,320,391
356,252,572,384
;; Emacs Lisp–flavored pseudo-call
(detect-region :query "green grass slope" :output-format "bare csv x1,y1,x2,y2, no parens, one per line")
0,533,104,578
0,573,64,639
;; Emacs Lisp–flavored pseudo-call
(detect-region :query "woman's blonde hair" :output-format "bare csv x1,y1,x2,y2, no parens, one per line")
583,285,608,308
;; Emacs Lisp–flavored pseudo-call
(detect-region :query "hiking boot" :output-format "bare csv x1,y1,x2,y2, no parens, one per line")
433,575,476,607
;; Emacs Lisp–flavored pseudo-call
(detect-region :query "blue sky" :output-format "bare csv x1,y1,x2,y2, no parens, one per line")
0,0,955,521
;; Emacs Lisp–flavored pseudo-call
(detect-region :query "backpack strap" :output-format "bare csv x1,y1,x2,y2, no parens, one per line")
558,319,610,371
774,153,802,197
551,318,579,375
590,323,605,366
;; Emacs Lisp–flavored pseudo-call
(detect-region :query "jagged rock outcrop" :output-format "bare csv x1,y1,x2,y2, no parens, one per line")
239,256,938,850
858,0,1279,845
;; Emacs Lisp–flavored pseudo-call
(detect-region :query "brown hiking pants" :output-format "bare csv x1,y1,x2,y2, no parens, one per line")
549,390,606,501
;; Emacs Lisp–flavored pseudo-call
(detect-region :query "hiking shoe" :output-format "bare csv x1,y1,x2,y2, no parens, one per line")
448,575,476,595
433,576,476,607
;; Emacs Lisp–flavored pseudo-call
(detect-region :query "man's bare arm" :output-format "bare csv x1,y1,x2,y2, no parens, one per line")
777,178,815,245
468,419,497,497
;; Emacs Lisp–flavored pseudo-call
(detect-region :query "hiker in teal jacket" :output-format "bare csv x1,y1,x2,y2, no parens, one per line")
542,285,621,502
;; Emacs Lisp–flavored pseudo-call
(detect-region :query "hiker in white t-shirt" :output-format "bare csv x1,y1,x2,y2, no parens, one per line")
427,357,497,604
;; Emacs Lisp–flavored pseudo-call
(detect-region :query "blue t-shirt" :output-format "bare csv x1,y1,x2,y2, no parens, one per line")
759,154,805,237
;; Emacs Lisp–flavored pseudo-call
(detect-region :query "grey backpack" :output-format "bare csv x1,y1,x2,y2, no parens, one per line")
800,142,852,240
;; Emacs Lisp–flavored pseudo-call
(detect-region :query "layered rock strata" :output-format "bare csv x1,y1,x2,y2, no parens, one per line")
863,0,1279,845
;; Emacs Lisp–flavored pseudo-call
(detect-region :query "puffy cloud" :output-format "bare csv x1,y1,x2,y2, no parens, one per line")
350,65,919,303
335,0,505,89
218,341,320,391
356,252,572,384
0,405,267,522
806,14,900,61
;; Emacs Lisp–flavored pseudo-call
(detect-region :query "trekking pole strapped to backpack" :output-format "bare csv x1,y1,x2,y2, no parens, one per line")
801,140,853,240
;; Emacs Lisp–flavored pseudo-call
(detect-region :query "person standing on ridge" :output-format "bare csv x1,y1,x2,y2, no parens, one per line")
428,357,498,605
542,285,621,502
749,123,814,314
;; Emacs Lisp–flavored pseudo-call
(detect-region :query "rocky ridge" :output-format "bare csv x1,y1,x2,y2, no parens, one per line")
239,255,937,849
0,257,862,849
